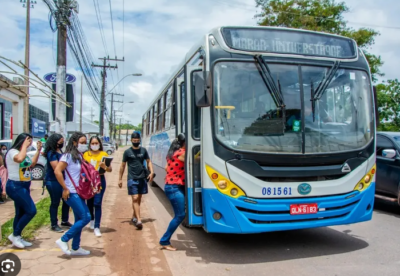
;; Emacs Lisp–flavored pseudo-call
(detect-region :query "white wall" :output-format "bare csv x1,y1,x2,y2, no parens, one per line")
0,87,25,139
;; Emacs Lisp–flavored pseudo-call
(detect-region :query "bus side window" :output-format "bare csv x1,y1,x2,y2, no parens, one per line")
193,146,202,215
192,72,201,139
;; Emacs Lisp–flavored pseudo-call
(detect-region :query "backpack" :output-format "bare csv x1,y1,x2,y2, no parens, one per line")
65,155,101,200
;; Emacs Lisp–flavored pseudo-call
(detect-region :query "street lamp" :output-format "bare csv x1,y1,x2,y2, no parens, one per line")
106,73,142,96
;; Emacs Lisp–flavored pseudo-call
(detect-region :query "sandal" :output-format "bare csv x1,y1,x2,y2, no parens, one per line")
160,244,177,251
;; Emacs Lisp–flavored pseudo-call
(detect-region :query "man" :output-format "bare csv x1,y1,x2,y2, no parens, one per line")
118,132,154,230
40,134,48,143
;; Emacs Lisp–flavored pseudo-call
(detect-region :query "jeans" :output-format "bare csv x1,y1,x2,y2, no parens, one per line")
61,193,91,250
6,180,37,236
45,181,70,226
86,175,106,228
160,184,186,246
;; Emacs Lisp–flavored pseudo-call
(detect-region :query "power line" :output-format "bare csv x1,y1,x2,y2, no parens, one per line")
93,0,109,55
108,0,117,57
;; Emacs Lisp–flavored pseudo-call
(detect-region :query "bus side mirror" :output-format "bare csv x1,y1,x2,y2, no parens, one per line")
373,86,379,127
194,71,212,107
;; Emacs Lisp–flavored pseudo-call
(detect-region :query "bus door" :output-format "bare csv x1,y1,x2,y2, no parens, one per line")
184,64,203,226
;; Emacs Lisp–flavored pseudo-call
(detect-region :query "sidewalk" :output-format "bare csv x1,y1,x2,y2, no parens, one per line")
0,148,172,276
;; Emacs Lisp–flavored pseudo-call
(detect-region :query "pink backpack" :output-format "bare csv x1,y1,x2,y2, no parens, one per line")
66,157,101,200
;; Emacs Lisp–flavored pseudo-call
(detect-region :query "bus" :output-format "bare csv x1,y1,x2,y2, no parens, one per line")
141,26,378,233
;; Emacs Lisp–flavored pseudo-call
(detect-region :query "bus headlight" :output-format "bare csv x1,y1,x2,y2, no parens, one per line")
218,180,228,189
206,165,246,198
354,165,376,192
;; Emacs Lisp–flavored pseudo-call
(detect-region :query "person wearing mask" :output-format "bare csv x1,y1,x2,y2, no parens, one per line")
43,134,72,233
0,144,7,204
5,133,42,248
159,134,186,251
83,136,112,237
118,132,154,230
54,132,91,256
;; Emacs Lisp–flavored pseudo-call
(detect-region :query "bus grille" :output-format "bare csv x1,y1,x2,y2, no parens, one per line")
234,192,360,224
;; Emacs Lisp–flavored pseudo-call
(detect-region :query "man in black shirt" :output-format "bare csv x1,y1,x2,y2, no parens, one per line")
119,132,154,229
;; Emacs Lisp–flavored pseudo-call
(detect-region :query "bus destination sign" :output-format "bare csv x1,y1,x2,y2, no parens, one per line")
221,28,356,58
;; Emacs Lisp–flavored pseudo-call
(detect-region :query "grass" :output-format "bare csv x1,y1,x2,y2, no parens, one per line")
1,196,62,245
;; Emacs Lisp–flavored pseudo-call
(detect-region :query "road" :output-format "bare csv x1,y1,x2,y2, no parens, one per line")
146,184,400,276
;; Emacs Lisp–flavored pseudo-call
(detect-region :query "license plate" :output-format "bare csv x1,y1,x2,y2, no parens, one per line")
290,204,318,215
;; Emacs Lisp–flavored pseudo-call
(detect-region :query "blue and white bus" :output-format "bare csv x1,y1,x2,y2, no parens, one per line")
141,26,378,233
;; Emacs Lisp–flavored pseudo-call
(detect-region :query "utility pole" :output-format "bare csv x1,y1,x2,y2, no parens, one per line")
21,0,37,132
79,74,83,132
92,56,124,137
118,117,122,145
108,93,123,139
55,0,71,137
125,120,130,146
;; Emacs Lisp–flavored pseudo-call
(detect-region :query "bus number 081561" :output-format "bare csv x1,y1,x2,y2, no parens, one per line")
262,187,292,196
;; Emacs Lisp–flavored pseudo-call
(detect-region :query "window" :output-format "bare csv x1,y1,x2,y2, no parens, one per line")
171,86,176,127
377,135,396,156
192,72,202,139
157,98,163,131
154,104,158,133
151,106,155,134
146,111,151,135
180,82,186,131
164,86,173,129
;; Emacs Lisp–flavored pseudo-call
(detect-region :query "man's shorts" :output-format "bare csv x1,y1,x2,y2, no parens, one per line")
127,179,148,195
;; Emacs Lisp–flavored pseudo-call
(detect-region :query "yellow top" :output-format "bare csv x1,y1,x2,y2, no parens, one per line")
83,151,108,170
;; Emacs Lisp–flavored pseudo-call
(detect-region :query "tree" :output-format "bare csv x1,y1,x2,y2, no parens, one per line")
376,79,400,131
255,0,384,82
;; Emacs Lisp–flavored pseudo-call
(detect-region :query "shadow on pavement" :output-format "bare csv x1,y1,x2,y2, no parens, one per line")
373,197,400,218
151,185,369,265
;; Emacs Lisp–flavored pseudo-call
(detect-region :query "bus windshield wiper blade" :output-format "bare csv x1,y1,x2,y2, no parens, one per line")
254,55,285,108
313,61,341,101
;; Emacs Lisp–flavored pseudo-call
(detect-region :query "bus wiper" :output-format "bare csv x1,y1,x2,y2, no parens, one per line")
254,55,285,110
313,61,341,101
310,80,316,122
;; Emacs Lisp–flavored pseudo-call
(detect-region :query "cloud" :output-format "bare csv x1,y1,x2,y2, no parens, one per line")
0,0,399,128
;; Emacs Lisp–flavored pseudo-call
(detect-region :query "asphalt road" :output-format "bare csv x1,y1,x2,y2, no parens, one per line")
148,185,400,276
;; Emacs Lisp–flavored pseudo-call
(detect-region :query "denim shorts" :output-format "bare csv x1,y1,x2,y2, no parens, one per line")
127,179,148,195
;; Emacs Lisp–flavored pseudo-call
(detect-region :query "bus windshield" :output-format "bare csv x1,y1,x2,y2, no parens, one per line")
213,61,374,154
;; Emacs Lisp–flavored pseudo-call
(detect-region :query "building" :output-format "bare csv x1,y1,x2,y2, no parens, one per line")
0,74,26,140
118,129,136,145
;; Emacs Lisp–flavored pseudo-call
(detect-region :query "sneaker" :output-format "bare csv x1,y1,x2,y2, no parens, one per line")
135,221,143,230
89,220,94,230
51,225,64,233
132,218,138,224
71,248,91,256
61,221,73,228
20,238,32,247
94,228,102,237
56,238,71,255
8,234,25,249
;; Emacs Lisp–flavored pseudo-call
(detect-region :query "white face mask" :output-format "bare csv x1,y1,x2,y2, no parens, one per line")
77,144,88,153
90,145,100,151
1,150,6,155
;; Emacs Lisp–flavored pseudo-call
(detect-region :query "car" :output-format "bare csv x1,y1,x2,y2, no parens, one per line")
376,131,400,205
102,143,115,155
27,141,46,181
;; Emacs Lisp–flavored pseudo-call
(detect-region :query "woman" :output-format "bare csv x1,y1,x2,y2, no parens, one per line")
5,133,42,248
0,144,7,204
43,134,72,233
159,133,186,251
54,132,91,256
83,136,112,237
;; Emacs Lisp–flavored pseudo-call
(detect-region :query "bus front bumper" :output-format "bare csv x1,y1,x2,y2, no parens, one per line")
202,182,375,234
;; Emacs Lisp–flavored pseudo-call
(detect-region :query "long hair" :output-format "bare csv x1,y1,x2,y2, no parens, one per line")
88,136,103,152
44,133,63,159
65,132,86,164
166,133,185,160
4,133,32,168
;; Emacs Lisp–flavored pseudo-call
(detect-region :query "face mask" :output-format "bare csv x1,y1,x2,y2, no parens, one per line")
91,145,100,151
132,142,140,148
77,144,88,153
57,143,64,149
1,150,6,155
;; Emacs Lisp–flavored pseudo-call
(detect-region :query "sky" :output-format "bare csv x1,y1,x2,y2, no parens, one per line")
0,0,399,126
